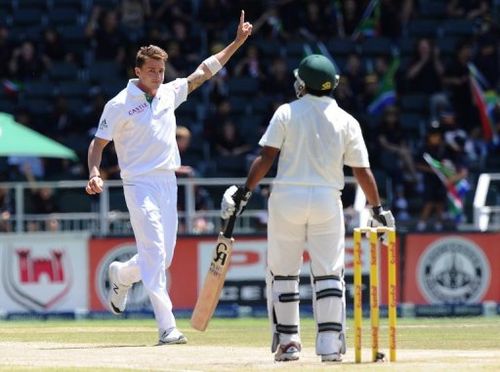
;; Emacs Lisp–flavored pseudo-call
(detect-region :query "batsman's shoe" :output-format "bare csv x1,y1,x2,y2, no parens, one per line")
321,353,342,362
108,262,131,315
274,342,301,362
158,328,188,345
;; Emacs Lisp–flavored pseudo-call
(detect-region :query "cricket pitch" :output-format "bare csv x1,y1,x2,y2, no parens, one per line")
1,317,499,371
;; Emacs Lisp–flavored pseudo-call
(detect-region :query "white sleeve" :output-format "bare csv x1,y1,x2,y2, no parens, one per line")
95,101,122,141
166,78,188,109
258,104,289,150
343,117,370,167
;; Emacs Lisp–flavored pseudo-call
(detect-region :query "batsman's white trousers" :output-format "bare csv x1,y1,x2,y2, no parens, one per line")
118,170,178,331
267,184,345,277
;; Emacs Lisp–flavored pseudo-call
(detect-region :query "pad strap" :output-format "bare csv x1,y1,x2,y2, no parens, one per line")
276,324,298,334
316,288,343,300
274,275,300,281
313,275,340,283
279,292,300,302
318,322,342,333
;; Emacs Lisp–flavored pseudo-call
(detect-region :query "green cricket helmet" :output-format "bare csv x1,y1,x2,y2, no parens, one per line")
293,54,339,98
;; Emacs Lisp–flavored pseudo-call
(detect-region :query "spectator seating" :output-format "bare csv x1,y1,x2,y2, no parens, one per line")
360,37,394,57
0,98,16,114
24,97,52,116
49,62,80,82
238,115,263,145
399,94,429,115
328,39,358,56
16,0,48,10
228,96,250,116
436,36,458,58
100,80,125,98
11,9,43,28
49,0,85,11
176,99,200,123
88,61,121,83
47,8,80,26
0,0,496,229
406,19,441,37
254,39,283,59
58,189,92,213
400,113,426,140
398,36,416,58
418,1,447,19
440,19,477,37
23,81,57,99
227,77,260,97
57,81,90,99
109,188,127,212
92,0,119,8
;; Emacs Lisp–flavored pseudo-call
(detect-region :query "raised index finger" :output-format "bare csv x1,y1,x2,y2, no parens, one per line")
240,10,245,25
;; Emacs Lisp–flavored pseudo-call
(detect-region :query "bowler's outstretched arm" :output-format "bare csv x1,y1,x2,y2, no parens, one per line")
187,10,253,93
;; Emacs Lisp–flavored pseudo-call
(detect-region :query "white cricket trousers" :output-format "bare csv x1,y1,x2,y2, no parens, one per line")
267,185,346,348
267,184,345,276
118,170,178,331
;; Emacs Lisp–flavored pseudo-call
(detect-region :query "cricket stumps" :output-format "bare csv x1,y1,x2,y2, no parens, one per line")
353,227,397,363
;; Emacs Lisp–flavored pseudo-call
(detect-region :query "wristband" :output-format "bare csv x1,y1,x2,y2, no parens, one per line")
235,186,252,201
242,186,252,199
372,205,383,215
203,55,223,75
89,175,101,180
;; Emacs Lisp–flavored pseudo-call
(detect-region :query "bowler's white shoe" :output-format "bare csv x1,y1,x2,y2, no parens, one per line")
158,328,188,345
108,262,131,315
321,353,342,362
274,342,301,362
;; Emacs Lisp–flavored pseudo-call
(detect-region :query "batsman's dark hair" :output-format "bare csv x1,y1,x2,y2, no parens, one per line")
306,88,333,97
136,45,168,67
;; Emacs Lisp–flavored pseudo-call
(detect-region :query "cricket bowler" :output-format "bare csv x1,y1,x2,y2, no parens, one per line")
86,11,252,345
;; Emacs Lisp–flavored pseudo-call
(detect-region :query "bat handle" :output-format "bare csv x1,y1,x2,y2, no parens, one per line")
223,214,237,239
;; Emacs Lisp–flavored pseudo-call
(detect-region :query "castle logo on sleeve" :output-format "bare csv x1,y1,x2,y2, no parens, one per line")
99,119,108,129
96,243,171,311
417,237,490,304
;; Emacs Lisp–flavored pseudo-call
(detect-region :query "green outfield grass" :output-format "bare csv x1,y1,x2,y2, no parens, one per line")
1,316,499,371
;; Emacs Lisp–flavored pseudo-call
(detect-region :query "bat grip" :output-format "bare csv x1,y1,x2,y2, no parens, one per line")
223,214,237,238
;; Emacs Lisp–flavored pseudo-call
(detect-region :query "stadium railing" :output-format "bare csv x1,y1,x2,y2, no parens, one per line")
473,173,500,231
0,177,366,235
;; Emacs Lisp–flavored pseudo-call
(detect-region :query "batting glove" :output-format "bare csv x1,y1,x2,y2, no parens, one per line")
221,185,252,219
369,206,395,227
368,206,395,243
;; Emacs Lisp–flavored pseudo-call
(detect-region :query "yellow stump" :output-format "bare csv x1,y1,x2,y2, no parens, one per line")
353,229,363,364
353,227,397,363
388,229,397,362
369,230,379,362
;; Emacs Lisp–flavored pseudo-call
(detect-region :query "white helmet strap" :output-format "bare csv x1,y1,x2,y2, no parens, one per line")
293,70,306,98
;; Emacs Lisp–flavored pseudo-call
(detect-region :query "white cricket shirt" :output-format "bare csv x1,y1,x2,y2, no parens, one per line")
95,78,188,180
259,94,370,190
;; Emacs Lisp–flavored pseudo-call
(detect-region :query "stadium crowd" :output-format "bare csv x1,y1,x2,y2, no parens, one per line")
0,0,499,231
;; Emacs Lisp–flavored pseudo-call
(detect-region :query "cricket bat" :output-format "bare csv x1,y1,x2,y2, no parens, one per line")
190,214,237,331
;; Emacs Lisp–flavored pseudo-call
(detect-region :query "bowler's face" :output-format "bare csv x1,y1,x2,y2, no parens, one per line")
135,58,165,91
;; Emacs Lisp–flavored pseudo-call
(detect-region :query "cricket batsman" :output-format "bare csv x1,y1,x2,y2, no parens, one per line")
86,11,252,345
221,54,395,361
